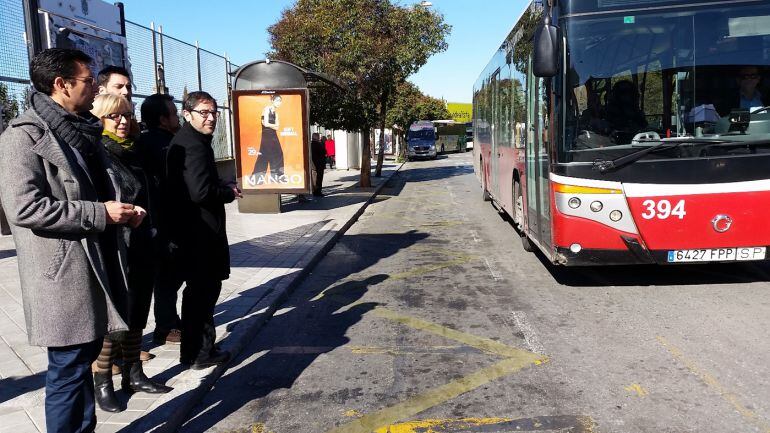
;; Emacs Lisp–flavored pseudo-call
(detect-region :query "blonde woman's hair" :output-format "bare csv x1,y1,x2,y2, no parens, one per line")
91,93,132,119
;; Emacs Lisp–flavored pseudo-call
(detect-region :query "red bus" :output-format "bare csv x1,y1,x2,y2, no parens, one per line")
473,0,770,266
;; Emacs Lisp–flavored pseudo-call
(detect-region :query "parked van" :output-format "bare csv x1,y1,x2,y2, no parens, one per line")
406,120,437,160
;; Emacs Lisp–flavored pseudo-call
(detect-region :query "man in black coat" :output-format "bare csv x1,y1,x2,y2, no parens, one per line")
166,91,241,369
135,93,184,345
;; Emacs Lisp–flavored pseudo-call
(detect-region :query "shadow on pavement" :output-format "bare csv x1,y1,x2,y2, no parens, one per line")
0,248,16,260
0,373,45,404
124,230,428,432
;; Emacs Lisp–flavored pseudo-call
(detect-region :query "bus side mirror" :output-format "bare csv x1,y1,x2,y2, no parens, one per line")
533,19,559,77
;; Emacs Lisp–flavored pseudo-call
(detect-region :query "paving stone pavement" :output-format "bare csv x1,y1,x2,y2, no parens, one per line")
0,162,401,433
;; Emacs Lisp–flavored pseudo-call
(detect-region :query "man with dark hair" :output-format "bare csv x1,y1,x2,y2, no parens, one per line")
0,48,138,432
97,65,132,99
166,91,241,369
135,93,183,345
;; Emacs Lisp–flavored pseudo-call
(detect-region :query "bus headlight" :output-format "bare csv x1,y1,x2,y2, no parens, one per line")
609,210,623,222
590,201,603,212
568,197,581,209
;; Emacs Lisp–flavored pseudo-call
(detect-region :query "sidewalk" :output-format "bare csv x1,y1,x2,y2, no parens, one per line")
0,162,402,433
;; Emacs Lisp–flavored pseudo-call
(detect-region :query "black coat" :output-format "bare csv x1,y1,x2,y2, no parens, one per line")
166,122,235,281
136,128,174,238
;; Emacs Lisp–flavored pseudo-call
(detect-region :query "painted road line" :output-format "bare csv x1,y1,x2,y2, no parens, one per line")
624,383,648,398
483,258,503,281
373,416,597,433
324,356,543,433
657,336,770,433
388,256,477,281
511,311,546,355
373,308,546,361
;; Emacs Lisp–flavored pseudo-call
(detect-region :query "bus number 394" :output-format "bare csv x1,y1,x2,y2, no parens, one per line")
641,199,686,220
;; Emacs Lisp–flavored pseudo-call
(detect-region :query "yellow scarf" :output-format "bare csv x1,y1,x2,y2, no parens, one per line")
102,130,134,151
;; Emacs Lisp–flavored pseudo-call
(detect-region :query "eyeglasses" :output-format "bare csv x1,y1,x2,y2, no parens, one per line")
740,74,760,80
189,109,218,119
66,76,96,86
103,112,135,121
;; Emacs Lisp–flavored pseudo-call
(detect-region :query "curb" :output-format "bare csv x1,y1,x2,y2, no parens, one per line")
142,163,405,433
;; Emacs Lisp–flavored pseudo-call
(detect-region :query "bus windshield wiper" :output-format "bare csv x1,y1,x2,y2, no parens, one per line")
593,138,731,173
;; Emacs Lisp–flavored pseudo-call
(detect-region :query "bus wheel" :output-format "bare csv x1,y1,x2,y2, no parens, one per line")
513,181,524,231
514,180,534,252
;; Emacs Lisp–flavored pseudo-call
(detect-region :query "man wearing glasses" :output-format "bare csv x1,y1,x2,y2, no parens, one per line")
0,48,137,432
166,91,241,370
736,66,766,110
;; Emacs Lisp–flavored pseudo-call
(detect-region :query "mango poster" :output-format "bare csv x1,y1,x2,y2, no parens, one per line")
235,92,308,191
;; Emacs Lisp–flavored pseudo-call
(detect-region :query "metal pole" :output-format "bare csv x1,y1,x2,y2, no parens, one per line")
225,54,235,159
115,2,126,36
157,25,167,94
196,41,202,91
150,22,160,93
22,0,42,58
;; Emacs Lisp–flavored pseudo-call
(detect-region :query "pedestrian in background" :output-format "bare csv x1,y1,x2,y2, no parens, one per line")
325,132,336,169
135,93,184,346
166,91,241,369
90,94,173,412
0,48,135,433
311,132,327,197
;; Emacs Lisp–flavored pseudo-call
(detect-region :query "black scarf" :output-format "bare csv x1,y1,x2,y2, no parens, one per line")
29,91,103,158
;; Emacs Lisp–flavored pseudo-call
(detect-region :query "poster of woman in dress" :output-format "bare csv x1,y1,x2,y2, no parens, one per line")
233,90,310,193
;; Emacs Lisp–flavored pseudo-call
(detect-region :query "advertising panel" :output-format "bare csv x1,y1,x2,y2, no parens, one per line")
447,102,473,124
233,89,310,194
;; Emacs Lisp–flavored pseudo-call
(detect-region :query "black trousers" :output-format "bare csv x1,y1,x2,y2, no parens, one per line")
153,246,183,332
45,339,102,433
313,164,325,195
180,277,222,361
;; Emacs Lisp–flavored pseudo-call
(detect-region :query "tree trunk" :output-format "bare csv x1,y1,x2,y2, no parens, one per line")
375,91,388,177
360,128,372,188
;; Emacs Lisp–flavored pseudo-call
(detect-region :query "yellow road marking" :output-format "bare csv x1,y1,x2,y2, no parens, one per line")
657,336,770,433
388,257,477,281
373,416,597,433
373,417,511,433
324,308,548,433
373,308,545,361
325,357,542,433
349,345,463,355
624,383,648,397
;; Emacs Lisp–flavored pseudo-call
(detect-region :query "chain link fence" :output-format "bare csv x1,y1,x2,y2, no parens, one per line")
0,0,237,160
0,0,31,126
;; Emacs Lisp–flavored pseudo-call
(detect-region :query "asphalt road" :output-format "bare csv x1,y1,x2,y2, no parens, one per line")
182,152,770,433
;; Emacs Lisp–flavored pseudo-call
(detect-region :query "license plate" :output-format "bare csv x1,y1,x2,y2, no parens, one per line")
667,247,767,263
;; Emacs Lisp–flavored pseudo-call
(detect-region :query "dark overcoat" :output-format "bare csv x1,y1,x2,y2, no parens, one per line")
165,122,235,281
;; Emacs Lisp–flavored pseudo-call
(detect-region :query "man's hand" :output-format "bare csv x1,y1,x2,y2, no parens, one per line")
105,201,137,225
232,186,243,199
128,205,147,228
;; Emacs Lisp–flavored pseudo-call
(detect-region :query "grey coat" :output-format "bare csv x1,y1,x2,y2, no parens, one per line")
0,108,128,347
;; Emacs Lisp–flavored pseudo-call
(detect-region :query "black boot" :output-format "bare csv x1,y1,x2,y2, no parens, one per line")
93,372,122,413
121,362,173,394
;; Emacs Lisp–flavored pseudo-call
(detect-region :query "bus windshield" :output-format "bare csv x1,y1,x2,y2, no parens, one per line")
563,2,770,162
408,129,435,141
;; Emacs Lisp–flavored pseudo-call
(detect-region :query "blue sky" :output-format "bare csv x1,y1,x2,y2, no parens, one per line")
119,0,526,103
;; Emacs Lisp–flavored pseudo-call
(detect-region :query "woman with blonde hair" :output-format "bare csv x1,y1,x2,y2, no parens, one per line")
91,94,172,412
